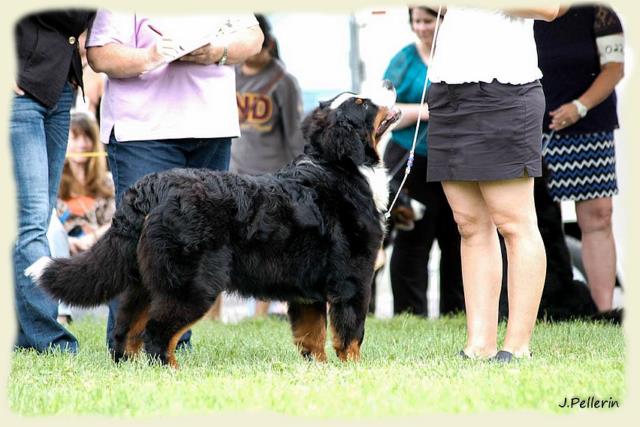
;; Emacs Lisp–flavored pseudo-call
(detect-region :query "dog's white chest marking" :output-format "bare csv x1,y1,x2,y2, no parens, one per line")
359,163,389,215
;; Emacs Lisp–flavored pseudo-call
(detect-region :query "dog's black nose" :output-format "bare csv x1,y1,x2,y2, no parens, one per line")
382,80,394,91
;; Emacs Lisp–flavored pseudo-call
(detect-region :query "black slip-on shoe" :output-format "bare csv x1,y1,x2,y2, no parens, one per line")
491,350,513,363
491,350,533,363
458,350,471,359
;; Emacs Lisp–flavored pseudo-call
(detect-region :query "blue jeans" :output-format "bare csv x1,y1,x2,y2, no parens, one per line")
105,133,232,350
10,83,78,353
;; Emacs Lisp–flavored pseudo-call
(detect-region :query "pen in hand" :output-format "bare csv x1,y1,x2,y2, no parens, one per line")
147,24,163,36
147,24,185,51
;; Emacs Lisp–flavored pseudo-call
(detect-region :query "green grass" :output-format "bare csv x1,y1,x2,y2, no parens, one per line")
9,315,625,418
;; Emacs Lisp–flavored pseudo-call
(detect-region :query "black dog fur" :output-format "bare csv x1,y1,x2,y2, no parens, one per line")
39,87,400,366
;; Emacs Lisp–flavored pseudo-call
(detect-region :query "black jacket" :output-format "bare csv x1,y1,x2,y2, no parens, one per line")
15,10,95,109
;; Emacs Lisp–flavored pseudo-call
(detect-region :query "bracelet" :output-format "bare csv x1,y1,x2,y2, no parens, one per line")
217,45,228,66
572,99,588,118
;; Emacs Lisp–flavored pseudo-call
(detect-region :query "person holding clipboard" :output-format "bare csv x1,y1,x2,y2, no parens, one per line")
85,10,263,353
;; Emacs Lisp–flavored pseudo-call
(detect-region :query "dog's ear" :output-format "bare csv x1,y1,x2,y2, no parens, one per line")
317,112,366,164
301,107,327,145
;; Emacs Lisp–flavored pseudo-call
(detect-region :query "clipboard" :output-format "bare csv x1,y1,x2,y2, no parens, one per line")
147,23,216,61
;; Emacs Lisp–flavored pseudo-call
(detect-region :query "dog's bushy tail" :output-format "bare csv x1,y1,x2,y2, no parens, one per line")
39,181,156,307
39,228,139,307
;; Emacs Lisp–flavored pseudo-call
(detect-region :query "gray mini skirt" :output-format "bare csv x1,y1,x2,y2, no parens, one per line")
426,80,544,182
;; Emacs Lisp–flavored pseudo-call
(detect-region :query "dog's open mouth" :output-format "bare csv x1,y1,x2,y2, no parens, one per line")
375,107,401,138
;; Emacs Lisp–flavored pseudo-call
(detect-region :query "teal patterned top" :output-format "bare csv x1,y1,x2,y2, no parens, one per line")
383,43,430,157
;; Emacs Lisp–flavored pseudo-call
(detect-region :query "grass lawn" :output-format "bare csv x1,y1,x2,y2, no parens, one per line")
9,315,625,418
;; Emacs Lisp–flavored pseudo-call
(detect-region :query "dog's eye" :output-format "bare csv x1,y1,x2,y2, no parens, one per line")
355,98,369,109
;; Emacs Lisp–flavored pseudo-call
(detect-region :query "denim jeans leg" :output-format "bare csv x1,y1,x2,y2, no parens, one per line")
10,84,78,353
45,84,74,214
187,137,232,171
105,136,191,350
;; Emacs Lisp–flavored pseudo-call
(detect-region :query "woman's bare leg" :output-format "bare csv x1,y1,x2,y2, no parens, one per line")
479,177,546,356
254,300,271,317
442,181,502,358
576,197,616,311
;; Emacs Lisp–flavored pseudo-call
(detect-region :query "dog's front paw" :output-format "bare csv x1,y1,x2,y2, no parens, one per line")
301,349,328,363
110,347,127,364
335,341,361,362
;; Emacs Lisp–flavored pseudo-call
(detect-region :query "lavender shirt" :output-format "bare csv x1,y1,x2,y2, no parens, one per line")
87,11,258,143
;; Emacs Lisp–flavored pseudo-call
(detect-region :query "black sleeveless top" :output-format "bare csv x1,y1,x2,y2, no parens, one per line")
534,5,623,134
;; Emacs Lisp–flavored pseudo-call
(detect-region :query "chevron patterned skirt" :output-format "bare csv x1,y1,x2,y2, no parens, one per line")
542,131,618,202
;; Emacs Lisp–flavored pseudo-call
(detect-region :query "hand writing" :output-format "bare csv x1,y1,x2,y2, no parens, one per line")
179,44,223,65
145,37,182,71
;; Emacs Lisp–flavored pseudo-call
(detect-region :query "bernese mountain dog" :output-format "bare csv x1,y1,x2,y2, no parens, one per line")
34,81,401,367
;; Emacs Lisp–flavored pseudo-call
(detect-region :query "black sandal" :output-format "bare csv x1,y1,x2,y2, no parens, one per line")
491,350,533,363
458,350,471,359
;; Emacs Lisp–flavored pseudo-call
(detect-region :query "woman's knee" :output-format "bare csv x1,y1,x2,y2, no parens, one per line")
492,212,538,242
577,201,613,234
452,210,494,241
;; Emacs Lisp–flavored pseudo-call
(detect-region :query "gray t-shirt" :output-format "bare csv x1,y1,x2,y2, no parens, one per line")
231,59,305,175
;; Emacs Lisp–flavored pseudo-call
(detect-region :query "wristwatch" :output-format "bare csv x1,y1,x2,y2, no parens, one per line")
217,45,228,66
572,99,588,118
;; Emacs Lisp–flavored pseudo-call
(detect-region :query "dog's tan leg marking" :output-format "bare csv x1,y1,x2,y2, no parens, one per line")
124,308,150,357
340,341,361,362
291,305,327,362
205,294,223,320
330,321,361,362
166,321,198,369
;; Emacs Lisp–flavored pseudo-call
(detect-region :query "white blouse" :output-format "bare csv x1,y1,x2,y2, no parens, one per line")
428,7,543,85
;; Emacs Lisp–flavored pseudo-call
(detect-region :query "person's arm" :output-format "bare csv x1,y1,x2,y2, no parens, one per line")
503,7,560,21
87,38,181,78
179,24,263,65
557,5,570,18
393,103,429,130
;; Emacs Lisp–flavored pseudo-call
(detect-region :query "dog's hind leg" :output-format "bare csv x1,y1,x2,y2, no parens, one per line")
143,291,216,368
328,280,371,362
141,255,223,368
136,208,230,367
288,301,328,362
111,288,151,363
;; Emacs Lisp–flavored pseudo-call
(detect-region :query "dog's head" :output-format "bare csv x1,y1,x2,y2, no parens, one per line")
302,80,401,166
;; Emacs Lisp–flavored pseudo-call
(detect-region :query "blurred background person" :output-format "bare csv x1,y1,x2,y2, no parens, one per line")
57,112,115,256
382,6,464,317
55,112,114,324
231,14,304,175
534,5,625,313
230,13,305,318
